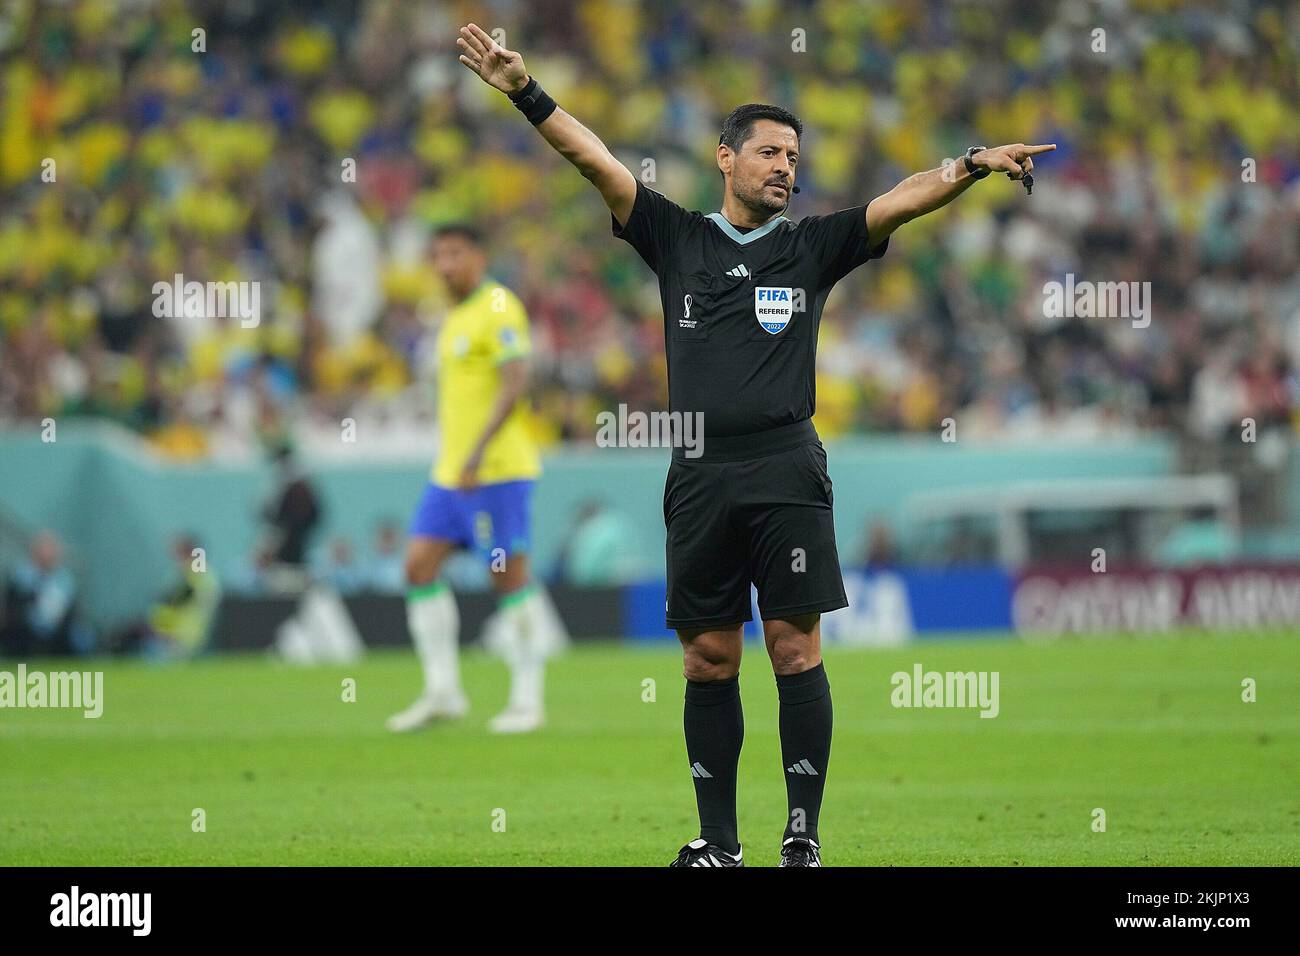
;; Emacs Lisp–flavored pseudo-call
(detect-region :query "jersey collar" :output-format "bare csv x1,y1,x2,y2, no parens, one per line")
453,278,493,311
706,212,790,246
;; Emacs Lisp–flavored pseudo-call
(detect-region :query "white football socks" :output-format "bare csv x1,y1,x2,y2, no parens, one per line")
406,582,464,703
497,586,547,715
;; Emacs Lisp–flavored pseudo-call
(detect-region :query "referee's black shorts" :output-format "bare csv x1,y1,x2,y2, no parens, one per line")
663,419,847,630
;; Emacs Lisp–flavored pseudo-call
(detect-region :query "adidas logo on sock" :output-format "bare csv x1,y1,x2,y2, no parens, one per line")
786,758,819,776
724,263,750,278
690,761,713,779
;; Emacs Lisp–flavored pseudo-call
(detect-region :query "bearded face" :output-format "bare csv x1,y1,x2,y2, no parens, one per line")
720,119,799,219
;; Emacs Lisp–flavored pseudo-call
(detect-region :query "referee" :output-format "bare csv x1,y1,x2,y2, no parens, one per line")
457,22,1053,867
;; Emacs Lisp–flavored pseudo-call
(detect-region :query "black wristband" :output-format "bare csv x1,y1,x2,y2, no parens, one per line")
507,76,557,125
506,76,535,102
963,145,991,179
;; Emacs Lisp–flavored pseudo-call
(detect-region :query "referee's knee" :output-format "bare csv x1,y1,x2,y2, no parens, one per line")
768,646,819,676
765,614,821,675
682,658,739,682
680,634,741,682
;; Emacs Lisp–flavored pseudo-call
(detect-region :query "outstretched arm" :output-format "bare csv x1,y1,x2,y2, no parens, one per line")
457,23,637,226
865,144,1056,245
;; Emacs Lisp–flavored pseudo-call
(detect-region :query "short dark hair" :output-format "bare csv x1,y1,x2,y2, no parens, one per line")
433,222,484,247
719,103,803,152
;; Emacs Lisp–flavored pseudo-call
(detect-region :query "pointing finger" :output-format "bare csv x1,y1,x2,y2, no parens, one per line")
1023,144,1057,155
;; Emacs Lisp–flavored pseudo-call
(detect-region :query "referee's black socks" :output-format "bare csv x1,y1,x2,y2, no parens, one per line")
683,674,744,855
777,662,832,844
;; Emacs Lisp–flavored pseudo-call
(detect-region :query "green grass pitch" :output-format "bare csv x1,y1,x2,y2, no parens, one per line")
1,631,1296,866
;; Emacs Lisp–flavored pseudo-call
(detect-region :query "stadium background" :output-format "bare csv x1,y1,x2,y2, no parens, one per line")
0,0,1297,866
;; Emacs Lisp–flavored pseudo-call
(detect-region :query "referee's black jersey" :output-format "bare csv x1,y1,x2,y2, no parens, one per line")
612,180,887,442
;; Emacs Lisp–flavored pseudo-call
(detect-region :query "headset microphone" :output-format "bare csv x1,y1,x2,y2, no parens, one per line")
779,183,801,214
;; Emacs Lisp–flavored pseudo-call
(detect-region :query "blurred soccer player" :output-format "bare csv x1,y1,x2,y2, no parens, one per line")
457,22,1052,862
386,224,554,735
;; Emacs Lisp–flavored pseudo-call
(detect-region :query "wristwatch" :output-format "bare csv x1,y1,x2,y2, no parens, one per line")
963,145,991,179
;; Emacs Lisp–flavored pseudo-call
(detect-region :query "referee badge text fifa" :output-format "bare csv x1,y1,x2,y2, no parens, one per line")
754,286,793,334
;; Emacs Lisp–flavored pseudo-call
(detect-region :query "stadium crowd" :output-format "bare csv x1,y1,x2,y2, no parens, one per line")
1,0,1298,461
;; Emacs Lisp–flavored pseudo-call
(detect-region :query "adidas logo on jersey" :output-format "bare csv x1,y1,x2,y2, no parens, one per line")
724,263,750,278
787,758,819,776
690,761,713,779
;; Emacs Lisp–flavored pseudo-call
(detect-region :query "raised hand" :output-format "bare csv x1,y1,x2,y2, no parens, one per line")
972,143,1057,181
456,23,529,95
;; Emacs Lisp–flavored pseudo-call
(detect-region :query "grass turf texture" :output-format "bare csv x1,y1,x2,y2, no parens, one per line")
1,631,1296,866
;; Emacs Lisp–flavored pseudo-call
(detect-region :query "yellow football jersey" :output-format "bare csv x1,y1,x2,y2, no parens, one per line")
431,279,541,487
